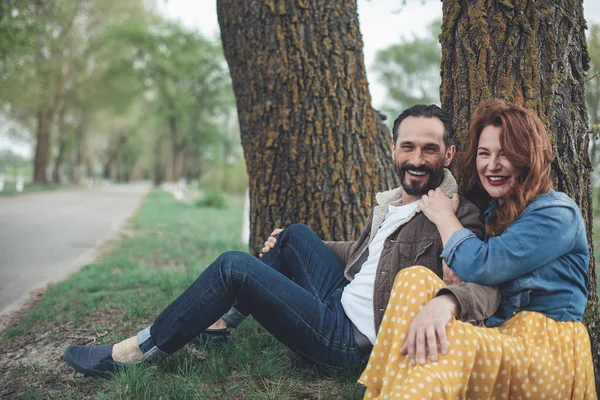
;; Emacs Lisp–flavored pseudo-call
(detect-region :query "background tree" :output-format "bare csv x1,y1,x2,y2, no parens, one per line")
101,19,234,182
1,2,240,189
373,20,441,117
587,23,600,190
217,0,399,253
0,0,150,183
439,0,599,382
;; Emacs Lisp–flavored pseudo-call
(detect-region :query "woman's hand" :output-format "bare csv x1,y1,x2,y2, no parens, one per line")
419,188,459,226
419,188,463,246
400,295,458,366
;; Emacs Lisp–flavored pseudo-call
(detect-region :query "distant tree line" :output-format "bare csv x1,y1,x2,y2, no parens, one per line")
0,0,241,187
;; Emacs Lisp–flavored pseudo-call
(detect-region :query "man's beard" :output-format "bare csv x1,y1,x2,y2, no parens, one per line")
395,162,445,197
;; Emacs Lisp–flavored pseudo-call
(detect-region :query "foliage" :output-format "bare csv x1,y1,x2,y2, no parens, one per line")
100,19,236,182
199,161,248,195
0,2,240,185
0,148,29,173
587,23,600,186
0,1,36,68
195,188,229,209
0,0,154,183
373,20,441,118
1,189,364,399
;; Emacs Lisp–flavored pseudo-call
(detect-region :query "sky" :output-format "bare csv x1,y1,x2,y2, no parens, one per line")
2,0,600,157
156,0,600,107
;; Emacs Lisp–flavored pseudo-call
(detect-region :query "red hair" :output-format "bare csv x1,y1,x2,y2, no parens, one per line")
459,99,554,236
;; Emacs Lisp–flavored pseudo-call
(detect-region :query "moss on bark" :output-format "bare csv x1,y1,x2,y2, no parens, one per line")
218,0,398,253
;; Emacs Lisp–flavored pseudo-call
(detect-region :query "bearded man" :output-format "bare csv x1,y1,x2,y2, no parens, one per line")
64,105,500,377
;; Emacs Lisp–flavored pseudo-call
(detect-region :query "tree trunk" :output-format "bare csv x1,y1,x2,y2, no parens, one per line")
71,118,87,184
33,107,53,183
53,51,70,184
153,136,166,186
53,103,67,184
169,115,184,182
217,0,398,254
440,0,599,383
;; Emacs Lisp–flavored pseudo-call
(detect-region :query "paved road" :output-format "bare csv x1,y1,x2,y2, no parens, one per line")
0,182,151,315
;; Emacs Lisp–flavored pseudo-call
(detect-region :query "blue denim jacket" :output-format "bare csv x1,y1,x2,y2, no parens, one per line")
441,190,589,327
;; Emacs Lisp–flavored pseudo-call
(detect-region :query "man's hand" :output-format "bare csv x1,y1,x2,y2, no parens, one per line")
400,295,458,366
259,228,284,258
442,261,462,285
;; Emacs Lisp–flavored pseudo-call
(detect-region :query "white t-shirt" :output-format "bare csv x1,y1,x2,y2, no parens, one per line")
340,200,420,344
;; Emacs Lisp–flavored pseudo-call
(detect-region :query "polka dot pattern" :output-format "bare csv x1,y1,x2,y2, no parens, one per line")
358,266,597,400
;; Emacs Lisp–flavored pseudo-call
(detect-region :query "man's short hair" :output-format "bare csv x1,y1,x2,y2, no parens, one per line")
392,104,454,149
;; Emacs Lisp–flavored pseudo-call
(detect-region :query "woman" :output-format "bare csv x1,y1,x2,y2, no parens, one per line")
359,100,597,399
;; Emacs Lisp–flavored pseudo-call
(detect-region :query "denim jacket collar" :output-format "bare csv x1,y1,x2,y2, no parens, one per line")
483,200,498,220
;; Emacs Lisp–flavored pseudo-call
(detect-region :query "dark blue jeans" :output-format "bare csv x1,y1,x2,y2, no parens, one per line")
137,224,368,368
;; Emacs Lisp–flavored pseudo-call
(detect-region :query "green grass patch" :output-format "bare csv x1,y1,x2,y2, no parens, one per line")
195,187,230,209
1,188,364,399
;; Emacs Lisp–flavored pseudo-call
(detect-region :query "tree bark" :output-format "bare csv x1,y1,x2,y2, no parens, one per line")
53,51,70,184
440,0,598,382
53,103,67,184
168,115,184,182
33,107,53,183
153,135,166,186
71,117,88,184
217,0,398,254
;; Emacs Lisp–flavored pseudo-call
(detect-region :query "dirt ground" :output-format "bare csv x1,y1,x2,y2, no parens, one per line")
0,289,119,399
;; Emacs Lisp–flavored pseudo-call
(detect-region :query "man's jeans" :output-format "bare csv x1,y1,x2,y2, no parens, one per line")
137,224,368,368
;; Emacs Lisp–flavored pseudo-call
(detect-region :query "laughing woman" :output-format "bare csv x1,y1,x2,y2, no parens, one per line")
359,100,597,399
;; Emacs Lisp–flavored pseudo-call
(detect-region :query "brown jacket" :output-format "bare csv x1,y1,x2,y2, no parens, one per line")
326,169,500,333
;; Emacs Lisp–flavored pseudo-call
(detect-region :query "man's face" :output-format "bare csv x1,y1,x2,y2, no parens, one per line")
391,116,455,198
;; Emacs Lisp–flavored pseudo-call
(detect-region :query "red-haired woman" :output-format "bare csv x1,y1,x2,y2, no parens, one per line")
359,100,597,399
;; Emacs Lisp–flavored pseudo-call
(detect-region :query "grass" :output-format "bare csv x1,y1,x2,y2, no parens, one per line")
0,189,365,399
3,187,599,398
0,181,83,196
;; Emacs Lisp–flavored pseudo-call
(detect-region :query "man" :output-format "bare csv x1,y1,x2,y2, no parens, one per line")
64,105,499,377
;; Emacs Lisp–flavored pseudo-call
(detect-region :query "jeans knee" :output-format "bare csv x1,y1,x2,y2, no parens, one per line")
216,251,254,272
280,223,312,244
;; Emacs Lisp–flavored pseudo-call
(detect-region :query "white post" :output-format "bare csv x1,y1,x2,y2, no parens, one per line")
241,189,250,245
174,188,183,200
16,175,24,193
177,178,188,201
0,174,4,192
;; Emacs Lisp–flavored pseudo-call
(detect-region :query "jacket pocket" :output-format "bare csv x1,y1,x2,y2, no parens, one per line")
396,238,436,264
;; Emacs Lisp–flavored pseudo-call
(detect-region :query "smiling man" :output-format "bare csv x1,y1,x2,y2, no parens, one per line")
63,105,499,378
392,107,454,200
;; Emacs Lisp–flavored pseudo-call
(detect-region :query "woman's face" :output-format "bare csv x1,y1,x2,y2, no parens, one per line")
476,125,520,201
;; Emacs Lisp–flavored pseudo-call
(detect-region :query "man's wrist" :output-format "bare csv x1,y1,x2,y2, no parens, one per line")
438,294,460,317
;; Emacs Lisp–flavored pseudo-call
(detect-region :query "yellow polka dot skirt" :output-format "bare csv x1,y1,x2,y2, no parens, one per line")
359,266,597,399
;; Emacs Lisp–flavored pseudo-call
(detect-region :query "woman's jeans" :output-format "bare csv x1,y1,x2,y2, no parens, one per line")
137,224,368,368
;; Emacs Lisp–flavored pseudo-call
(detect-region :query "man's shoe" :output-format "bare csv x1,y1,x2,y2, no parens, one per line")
63,344,126,378
191,328,230,348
